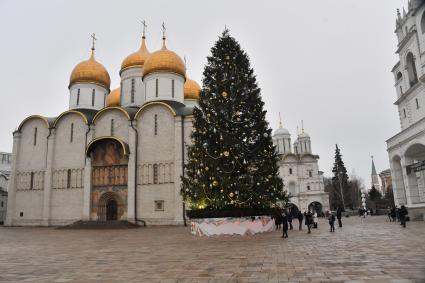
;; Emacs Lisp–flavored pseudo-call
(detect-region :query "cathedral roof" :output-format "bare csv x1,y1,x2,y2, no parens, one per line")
120,36,150,73
69,49,111,90
143,38,186,79
184,78,201,100
106,88,121,107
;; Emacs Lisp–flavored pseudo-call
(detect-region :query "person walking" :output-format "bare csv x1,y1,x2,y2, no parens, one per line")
328,212,336,232
387,207,392,222
281,211,289,238
306,210,313,234
287,211,293,230
297,210,303,230
274,211,282,230
399,205,408,228
336,207,343,227
313,211,318,229
390,206,396,222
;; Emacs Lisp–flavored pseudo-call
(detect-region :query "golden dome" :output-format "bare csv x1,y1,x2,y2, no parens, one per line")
120,36,150,73
184,78,201,100
143,38,186,78
69,50,111,90
106,88,121,107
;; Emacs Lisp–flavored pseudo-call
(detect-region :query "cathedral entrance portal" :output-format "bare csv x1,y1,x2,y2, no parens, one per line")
106,199,118,220
308,201,323,216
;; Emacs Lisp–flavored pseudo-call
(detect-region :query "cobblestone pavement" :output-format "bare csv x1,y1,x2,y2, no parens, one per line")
0,216,424,283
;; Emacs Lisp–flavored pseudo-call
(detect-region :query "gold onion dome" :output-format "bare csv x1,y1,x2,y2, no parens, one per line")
69,49,111,90
184,78,201,100
121,36,150,73
106,88,121,107
143,38,186,78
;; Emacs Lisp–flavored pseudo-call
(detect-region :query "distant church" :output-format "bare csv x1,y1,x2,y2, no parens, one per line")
272,119,329,213
6,26,201,226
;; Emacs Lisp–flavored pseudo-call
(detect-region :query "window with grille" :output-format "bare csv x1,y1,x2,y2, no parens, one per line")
154,200,164,211
309,171,312,177
131,78,135,103
154,114,158,135
289,168,292,175
307,185,311,190
153,164,158,184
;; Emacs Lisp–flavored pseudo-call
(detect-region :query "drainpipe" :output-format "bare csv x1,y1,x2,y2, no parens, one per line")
181,116,187,226
130,120,139,224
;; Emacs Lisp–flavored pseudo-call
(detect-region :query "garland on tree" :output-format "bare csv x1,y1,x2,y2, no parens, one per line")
181,29,287,212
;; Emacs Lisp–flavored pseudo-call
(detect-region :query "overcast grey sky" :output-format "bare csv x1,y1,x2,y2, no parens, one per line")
0,0,405,187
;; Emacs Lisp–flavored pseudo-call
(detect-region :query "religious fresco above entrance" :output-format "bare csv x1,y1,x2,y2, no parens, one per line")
89,139,128,221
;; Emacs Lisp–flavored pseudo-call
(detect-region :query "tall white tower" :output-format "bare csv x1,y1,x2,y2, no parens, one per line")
272,113,292,154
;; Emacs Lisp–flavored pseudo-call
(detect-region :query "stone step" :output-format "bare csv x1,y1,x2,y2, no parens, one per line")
58,220,140,230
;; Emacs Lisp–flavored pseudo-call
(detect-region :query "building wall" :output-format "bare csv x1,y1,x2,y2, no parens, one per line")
388,2,425,221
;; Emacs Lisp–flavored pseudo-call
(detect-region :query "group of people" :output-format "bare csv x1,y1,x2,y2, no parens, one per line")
386,205,409,228
273,207,344,238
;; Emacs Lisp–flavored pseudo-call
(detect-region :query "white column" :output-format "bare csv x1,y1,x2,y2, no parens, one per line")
82,157,91,220
127,121,136,223
42,129,56,226
5,132,21,226
82,125,94,220
401,156,420,205
173,116,183,224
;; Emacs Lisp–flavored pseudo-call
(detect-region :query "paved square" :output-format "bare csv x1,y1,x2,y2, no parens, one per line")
0,216,424,283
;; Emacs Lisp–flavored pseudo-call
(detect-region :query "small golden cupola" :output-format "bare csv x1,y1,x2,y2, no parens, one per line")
143,36,186,79
69,46,111,90
106,88,121,107
184,78,201,100
120,36,150,74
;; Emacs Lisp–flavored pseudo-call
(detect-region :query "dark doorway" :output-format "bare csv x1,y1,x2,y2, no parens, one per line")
106,199,118,220
308,201,323,216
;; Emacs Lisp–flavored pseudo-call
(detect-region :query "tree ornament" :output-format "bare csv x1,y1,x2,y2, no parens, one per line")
213,180,218,186
222,91,228,98
229,192,234,198
223,151,230,157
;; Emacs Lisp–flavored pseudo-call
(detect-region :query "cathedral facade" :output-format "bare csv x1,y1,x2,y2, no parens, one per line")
6,32,200,226
387,0,425,220
273,121,329,213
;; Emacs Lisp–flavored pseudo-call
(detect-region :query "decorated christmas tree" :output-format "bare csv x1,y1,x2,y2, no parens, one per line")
181,30,286,212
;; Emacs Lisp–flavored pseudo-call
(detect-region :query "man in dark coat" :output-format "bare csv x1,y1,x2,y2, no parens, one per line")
399,205,408,228
305,210,313,234
336,207,343,227
297,210,303,230
281,211,289,238
287,211,293,230
328,213,336,232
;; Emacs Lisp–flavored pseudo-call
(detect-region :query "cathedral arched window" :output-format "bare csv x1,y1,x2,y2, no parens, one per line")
110,119,114,136
91,89,95,106
33,127,37,146
309,170,312,177
396,72,402,81
155,79,159,97
70,123,74,143
154,114,158,135
289,168,293,175
171,79,175,98
131,78,135,103
77,89,80,105
421,11,425,34
406,52,418,87
307,185,311,190
30,172,34,190
67,169,71,188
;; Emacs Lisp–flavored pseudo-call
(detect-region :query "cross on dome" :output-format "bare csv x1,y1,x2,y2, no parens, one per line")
140,20,147,38
91,33,97,51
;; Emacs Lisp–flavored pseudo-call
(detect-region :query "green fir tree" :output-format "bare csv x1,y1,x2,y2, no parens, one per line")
181,30,286,211
331,144,350,210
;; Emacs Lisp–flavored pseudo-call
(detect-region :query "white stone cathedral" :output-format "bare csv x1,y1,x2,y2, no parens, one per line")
272,120,329,213
387,0,425,220
6,30,201,226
